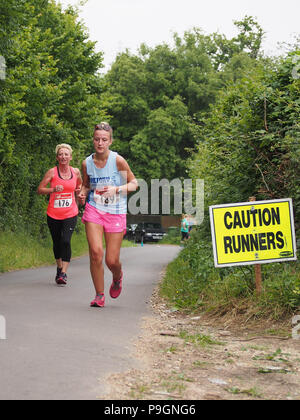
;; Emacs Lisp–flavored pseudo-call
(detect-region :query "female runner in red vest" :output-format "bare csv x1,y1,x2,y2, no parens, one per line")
37,144,82,285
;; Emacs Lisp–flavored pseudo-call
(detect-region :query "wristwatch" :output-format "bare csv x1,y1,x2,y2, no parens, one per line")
116,186,122,195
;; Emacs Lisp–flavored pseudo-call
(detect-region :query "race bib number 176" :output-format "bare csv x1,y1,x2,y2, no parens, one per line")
54,193,73,208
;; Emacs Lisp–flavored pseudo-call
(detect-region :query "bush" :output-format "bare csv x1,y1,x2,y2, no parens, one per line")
160,226,181,245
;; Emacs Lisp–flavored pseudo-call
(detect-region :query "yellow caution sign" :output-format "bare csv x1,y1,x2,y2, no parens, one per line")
209,199,297,267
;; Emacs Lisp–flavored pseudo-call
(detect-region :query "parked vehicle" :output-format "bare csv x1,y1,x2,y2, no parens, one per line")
134,222,166,243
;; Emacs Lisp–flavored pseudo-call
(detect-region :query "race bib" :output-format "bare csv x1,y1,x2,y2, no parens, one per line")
54,193,73,208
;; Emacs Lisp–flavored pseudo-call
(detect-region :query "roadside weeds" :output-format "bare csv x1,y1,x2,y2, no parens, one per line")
101,286,300,401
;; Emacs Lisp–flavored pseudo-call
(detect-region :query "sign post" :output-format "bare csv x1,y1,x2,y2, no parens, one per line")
249,197,262,294
209,198,297,293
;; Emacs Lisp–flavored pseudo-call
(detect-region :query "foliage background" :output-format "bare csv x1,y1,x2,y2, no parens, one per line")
0,0,107,236
0,1,299,315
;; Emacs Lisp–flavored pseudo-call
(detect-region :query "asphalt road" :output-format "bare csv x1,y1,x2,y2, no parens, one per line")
0,244,179,400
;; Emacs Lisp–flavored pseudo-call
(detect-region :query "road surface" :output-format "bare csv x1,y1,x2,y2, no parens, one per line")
0,244,179,400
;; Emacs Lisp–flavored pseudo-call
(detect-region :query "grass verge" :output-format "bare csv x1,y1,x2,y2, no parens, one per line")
0,228,134,273
159,227,300,328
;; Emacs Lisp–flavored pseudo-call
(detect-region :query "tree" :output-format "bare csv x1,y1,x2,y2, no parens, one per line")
188,52,300,236
101,17,265,188
0,0,107,233
130,96,191,180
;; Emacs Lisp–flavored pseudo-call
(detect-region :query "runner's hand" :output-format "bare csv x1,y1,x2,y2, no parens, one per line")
77,190,87,205
102,186,117,198
54,185,64,192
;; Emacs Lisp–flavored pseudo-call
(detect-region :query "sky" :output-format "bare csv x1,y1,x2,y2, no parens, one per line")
59,0,300,71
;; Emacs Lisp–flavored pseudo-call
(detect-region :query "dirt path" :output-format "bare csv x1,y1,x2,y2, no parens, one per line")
101,284,300,400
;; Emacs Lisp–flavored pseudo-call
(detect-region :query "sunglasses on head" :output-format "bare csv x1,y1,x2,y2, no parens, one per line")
94,123,111,131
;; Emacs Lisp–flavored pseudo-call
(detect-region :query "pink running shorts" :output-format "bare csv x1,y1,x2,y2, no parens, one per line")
82,202,126,233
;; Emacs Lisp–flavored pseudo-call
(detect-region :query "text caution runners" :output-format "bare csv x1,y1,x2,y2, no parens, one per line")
209,198,297,267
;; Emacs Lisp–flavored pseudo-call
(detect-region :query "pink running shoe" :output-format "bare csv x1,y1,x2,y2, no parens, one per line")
109,272,123,299
90,294,105,307
56,272,67,286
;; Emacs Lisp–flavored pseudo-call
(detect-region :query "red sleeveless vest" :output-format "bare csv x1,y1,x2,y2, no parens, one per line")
47,166,78,220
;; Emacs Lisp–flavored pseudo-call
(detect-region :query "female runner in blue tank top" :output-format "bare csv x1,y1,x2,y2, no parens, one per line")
78,123,138,307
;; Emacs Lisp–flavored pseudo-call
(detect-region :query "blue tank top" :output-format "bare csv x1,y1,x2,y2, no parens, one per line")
86,151,127,214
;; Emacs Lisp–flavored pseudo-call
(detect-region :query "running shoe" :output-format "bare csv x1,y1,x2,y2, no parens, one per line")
56,272,67,286
109,272,123,299
90,294,105,307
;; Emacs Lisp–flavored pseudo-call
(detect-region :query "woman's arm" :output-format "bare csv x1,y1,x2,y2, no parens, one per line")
74,167,83,192
37,168,56,195
77,160,90,204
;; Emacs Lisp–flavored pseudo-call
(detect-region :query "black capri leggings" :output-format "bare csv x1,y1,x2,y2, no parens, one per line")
47,215,77,263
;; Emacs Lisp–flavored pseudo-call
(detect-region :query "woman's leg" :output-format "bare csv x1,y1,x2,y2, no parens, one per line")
47,216,63,268
104,231,124,281
60,216,77,273
85,222,105,294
